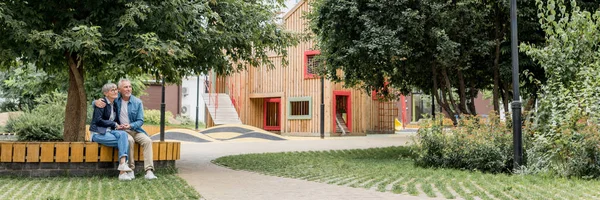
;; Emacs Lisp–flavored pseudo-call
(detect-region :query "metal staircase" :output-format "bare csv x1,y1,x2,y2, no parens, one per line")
335,113,350,135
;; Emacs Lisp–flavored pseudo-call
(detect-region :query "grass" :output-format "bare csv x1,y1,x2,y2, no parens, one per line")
0,174,201,200
214,146,600,200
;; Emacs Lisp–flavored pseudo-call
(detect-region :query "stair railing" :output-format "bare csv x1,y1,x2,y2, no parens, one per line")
204,78,218,120
336,114,347,136
228,82,240,116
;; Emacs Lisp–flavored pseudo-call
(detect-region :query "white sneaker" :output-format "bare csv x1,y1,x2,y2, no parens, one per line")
127,171,135,179
118,173,132,181
117,163,133,172
145,170,158,180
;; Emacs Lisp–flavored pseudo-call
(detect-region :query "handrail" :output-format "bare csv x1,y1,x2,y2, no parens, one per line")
229,82,240,116
204,78,218,120
336,114,347,135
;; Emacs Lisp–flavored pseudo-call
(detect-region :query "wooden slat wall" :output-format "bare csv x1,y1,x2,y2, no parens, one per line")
221,0,398,135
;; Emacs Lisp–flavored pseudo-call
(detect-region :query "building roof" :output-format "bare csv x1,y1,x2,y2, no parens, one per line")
283,0,306,20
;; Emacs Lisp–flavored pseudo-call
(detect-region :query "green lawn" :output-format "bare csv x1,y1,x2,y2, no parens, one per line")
0,174,200,200
214,146,600,200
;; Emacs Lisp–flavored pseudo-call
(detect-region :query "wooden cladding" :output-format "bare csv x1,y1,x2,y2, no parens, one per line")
0,142,180,163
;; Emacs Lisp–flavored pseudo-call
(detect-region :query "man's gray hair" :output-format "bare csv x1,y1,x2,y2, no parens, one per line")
118,78,131,88
102,83,117,93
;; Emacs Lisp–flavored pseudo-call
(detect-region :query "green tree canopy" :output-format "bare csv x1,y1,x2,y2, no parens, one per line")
0,0,297,141
307,0,547,122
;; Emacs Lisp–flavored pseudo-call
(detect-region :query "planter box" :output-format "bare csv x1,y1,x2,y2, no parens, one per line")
0,141,180,177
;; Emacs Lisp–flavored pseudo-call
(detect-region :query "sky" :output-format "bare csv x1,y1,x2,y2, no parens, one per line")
283,0,300,14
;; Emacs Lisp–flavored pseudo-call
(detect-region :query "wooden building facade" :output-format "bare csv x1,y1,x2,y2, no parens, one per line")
207,0,398,136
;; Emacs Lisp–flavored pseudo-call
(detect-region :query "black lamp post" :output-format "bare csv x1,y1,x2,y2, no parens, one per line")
195,75,200,130
320,76,324,139
510,0,523,168
160,76,165,142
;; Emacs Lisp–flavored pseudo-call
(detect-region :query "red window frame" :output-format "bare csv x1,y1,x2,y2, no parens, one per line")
304,50,321,79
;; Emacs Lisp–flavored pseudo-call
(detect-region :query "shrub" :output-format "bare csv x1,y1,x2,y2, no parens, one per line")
0,100,19,112
6,92,66,141
412,113,514,173
522,120,600,178
519,0,600,179
144,109,173,125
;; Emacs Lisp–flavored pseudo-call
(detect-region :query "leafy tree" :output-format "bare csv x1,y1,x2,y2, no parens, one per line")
0,59,149,111
308,0,494,123
0,0,297,141
522,0,600,133
0,60,66,110
521,0,600,177
307,0,549,122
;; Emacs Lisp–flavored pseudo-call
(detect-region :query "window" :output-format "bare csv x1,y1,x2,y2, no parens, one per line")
287,96,312,119
304,50,321,79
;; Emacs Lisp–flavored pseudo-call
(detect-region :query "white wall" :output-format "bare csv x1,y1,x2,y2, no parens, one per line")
181,75,206,124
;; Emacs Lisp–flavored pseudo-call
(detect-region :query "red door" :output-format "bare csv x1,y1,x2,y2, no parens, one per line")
264,98,281,131
333,91,352,133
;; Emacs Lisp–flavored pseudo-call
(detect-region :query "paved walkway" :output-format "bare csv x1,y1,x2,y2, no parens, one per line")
177,133,446,200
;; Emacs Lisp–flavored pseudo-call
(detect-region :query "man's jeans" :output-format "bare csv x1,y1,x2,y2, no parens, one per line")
126,130,155,171
91,130,129,160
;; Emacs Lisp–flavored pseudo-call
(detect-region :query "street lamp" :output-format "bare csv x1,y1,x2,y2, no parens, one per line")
320,76,324,139
160,76,166,142
195,75,200,130
510,0,523,168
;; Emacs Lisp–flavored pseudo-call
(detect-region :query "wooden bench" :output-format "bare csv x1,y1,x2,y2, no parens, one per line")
0,141,180,177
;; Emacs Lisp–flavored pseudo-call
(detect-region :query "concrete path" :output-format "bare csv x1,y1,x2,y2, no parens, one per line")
177,134,445,200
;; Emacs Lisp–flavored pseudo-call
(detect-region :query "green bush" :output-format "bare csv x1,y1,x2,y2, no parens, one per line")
0,100,20,112
523,120,600,179
519,0,600,179
6,92,66,141
144,109,173,125
412,113,514,173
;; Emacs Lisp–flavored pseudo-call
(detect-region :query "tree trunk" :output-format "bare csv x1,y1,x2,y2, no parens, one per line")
523,95,536,112
502,81,510,113
63,52,87,142
468,82,478,115
442,67,459,116
457,69,469,115
492,6,504,113
432,65,455,122
493,41,501,113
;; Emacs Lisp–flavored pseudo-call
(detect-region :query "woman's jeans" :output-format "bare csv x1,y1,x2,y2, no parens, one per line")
91,130,129,160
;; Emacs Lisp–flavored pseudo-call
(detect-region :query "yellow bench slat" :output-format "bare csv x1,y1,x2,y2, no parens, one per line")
1,143,13,162
26,143,40,162
70,143,84,162
159,142,167,160
85,143,99,162
55,143,69,162
12,143,26,162
99,145,113,162
40,143,54,162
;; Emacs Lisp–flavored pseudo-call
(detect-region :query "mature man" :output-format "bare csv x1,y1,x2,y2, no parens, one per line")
96,79,158,179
